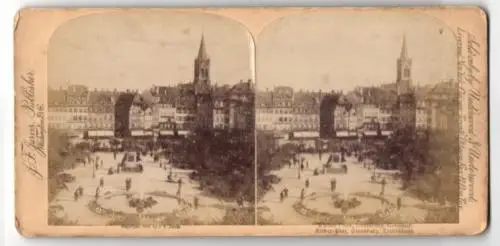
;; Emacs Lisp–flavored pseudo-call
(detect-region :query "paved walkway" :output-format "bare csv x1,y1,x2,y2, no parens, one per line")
258,153,428,225
51,151,233,225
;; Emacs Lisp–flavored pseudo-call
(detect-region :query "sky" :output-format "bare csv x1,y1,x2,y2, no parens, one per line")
256,12,458,92
48,11,253,91
48,11,458,93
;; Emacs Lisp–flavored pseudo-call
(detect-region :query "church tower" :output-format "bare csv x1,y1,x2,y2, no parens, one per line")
396,35,412,95
194,34,211,91
193,34,213,129
396,35,416,129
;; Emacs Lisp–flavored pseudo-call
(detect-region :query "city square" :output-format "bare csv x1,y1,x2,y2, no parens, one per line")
50,150,245,226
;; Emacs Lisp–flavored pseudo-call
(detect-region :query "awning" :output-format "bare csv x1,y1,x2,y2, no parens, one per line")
336,131,349,137
292,131,319,138
178,130,190,136
381,130,392,136
131,130,145,136
88,130,114,137
364,131,378,136
160,130,174,136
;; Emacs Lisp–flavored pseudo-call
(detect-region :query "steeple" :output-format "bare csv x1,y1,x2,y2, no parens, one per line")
396,33,412,95
197,33,209,60
194,33,211,93
400,34,408,58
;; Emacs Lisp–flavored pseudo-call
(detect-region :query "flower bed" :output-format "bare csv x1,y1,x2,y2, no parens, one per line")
87,192,190,221
293,192,398,224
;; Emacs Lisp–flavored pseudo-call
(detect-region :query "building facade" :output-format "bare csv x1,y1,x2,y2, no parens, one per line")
228,80,255,131
87,90,117,137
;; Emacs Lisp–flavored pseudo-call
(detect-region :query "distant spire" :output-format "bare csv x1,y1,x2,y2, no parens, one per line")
197,33,209,59
400,34,408,58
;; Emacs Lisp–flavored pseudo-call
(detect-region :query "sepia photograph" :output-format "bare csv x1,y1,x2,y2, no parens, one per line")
255,12,460,225
46,11,256,226
14,7,487,236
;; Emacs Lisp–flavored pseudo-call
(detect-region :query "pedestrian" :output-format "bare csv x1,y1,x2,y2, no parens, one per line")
288,162,292,168
113,151,116,160
397,196,402,210
125,178,131,191
305,179,310,188
74,189,79,201
176,185,182,198
298,170,301,180
193,196,199,209
237,196,244,207
95,186,100,201
300,188,305,202
78,186,84,196
284,187,289,198
280,191,284,203
330,178,337,192
95,162,99,171
100,159,104,169
380,178,387,196
300,163,304,172
100,177,104,187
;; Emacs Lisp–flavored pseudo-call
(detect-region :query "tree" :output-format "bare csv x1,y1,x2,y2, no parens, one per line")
376,125,459,204
178,128,255,203
48,128,89,201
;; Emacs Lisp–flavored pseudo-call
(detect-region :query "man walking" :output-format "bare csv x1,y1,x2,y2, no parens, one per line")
193,196,199,209
380,178,387,196
330,178,337,192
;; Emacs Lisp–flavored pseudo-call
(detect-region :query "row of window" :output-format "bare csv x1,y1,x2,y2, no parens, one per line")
257,108,316,114
176,116,196,122
176,108,196,114
257,115,318,122
48,115,113,121
49,122,114,129
49,107,112,113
